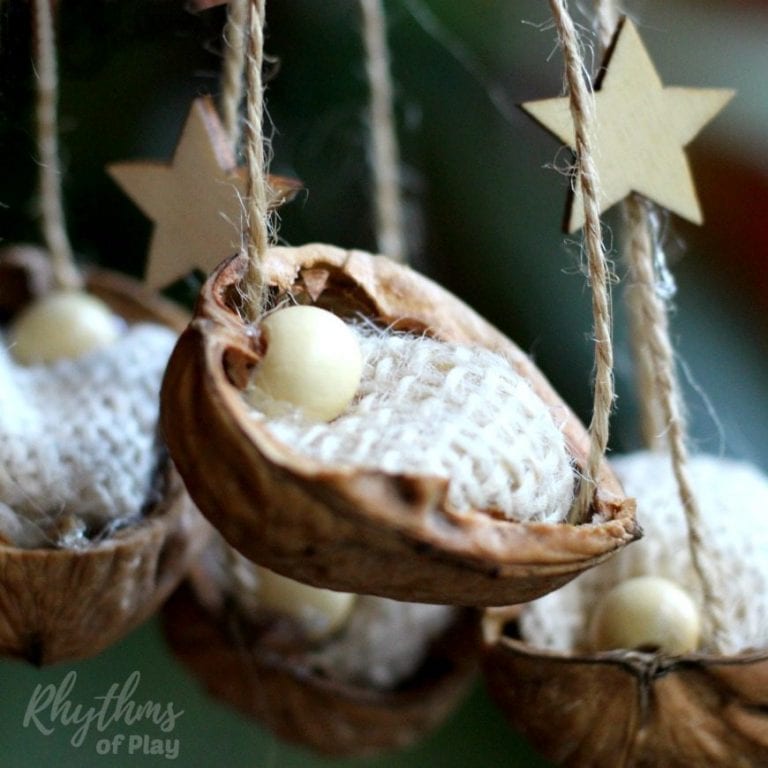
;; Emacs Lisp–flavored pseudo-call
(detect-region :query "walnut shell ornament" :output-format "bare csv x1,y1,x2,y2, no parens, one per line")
482,452,768,767
162,545,478,757
160,244,638,605
0,248,210,665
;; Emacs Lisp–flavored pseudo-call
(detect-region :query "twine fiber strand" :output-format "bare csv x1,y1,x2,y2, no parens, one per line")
359,0,406,263
594,0,725,650
243,0,270,321
220,0,248,151
548,0,615,524
593,0,620,48
623,255,665,449
624,196,726,649
593,9,664,450
32,0,82,291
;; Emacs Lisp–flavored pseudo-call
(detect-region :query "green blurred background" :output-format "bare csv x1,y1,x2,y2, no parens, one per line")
0,1,766,765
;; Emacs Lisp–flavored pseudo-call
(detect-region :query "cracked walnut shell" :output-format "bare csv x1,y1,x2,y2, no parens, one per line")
160,244,638,605
0,252,210,665
482,607,768,767
163,571,478,757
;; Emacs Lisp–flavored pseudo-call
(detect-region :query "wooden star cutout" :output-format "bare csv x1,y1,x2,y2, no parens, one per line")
523,18,734,233
108,97,300,290
108,96,245,289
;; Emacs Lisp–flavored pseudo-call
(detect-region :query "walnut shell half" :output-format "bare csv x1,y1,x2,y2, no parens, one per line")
482,607,768,767
160,244,638,605
0,255,211,665
162,577,478,757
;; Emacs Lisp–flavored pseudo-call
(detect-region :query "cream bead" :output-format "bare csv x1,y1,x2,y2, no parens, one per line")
588,575,701,654
256,566,356,641
248,305,363,421
10,291,120,364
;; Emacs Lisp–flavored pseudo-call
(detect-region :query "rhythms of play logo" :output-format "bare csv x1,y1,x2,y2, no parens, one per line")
23,670,184,760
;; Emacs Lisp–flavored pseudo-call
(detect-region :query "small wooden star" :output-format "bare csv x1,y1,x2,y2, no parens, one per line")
108,97,300,290
108,97,245,289
523,18,734,233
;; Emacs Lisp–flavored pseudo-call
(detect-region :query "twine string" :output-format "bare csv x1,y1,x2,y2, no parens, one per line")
623,195,726,649
220,0,248,151
33,0,82,291
593,0,620,48
359,0,406,263
549,0,615,525
242,0,270,321
594,0,725,650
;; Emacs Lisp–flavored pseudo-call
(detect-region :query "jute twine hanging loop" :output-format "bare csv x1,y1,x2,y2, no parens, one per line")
32,0,82,291
483,4,768,765
545,0,616,526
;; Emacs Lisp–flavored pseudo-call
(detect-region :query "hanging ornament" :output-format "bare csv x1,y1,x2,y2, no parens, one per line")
163,535,478,757
158,0,638,609
483,4,767,765
160,2,478,755
484,452,768,766
0,0,209,665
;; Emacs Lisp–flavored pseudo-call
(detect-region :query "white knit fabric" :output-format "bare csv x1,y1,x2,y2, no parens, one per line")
0,324,177,548
204,537,456,689
256,325,575,523
307,596,456,689
521,452,768,654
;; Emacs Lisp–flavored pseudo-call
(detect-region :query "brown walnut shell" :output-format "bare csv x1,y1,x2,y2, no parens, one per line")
482,607,768,767
162,569,478,757
0,255,211,665
160,244,639,605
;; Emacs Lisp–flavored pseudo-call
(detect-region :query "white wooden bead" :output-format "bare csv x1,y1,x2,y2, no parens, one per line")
588,575,701,654
256,566,356,641
248,305,363,421
10,291,120,364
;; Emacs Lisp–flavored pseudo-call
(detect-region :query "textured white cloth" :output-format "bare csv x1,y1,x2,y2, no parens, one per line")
204,536,456,689
521,452,768,654
258,326,575,523
307,596,456,689
0,324,177,548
